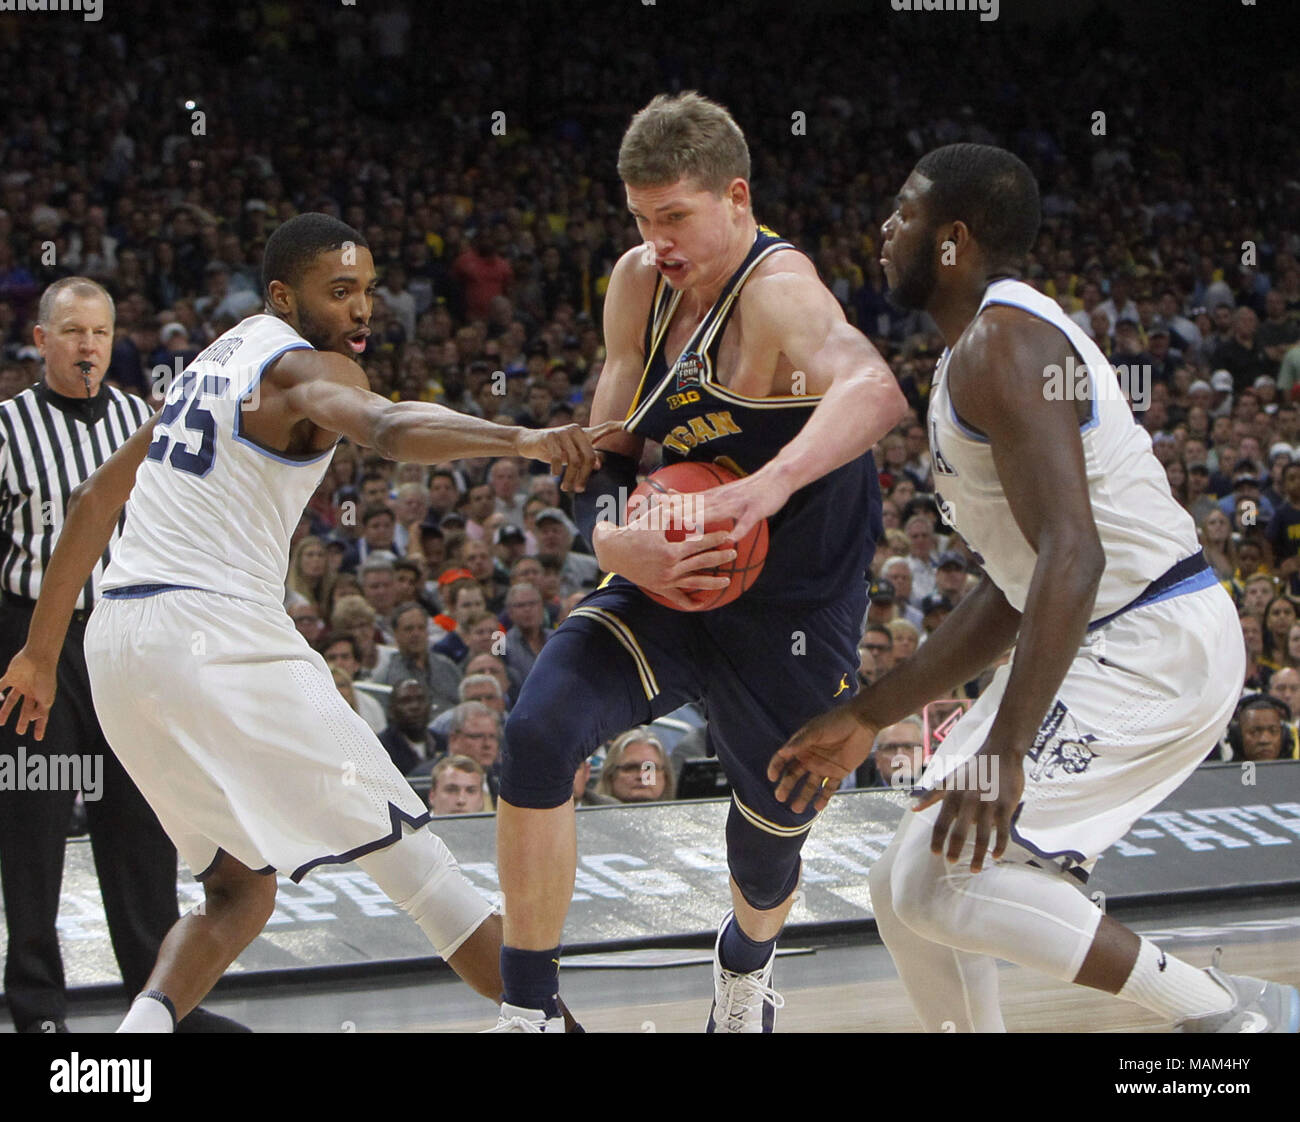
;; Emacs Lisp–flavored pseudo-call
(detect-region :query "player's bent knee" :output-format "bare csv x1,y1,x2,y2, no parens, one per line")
499,700,589,810
356,827,493,959
726,810,805,912
202,854,277,926
888,828,961,941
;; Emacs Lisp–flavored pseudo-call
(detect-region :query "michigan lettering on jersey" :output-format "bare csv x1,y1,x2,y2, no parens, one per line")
661,410,742,455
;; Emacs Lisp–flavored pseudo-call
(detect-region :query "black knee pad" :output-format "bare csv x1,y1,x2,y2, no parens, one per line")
726,802,807,911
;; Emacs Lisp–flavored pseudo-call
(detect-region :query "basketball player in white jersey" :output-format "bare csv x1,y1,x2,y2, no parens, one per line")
0,213,612,1031
769,145,1299,1033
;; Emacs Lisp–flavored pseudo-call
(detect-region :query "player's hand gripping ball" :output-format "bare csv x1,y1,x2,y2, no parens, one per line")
625,461,769,611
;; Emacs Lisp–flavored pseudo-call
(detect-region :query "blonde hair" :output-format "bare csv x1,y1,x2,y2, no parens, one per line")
331,594,377,631
597,727,676,801
617,91,750,194
886,618,920,646
288,535,336,608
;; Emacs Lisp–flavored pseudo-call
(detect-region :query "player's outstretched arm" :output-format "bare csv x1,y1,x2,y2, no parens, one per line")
703,271,908,540
0,412,161,740
277,349,620,492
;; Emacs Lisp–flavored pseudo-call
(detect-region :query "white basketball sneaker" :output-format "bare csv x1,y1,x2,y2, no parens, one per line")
706,911,785,1033
485,1002,566,1033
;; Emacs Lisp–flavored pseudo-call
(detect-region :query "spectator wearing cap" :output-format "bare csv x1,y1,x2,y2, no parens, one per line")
382,601,463,714
933,551,972,607
1262,443,1292,511
535,506,599,597
149,320,201,377
1186,462,1218,524
493,522,532,567
919,593,953,637
1267,462,1300,596
377,679,442,776
1186,377,1213,419
1218,471,1275,529
1209,369,1236,418
502,581,553,687
1145,324,1182,385
865,578,900,626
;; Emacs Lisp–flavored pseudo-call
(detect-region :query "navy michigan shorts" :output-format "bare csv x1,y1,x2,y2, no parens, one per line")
500,576,866,838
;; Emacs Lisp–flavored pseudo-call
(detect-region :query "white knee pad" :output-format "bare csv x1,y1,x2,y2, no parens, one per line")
356,826,494,959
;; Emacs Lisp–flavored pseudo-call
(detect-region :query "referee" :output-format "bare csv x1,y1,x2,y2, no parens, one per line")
0,277,242,1033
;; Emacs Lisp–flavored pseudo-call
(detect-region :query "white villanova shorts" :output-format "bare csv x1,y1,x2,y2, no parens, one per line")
85,586,453,885
919,580,1244,878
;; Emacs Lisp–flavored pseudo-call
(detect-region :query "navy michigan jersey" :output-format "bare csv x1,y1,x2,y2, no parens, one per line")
622,226,882,604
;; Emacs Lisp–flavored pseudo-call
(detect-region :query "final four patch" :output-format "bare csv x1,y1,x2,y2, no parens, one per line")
675,352,705,391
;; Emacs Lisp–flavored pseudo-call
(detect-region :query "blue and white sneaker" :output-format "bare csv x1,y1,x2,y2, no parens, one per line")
1175,961,1300,1034
706,911,785,1033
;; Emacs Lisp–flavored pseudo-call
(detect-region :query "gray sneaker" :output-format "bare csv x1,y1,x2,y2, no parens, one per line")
1176,965,1300,1033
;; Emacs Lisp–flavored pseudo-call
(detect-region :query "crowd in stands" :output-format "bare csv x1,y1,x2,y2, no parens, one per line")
3,2,1297,817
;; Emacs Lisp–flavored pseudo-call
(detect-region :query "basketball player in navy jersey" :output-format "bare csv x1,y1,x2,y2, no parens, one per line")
771,144,1298,1033
0,214,610,1031
491,92,907,1032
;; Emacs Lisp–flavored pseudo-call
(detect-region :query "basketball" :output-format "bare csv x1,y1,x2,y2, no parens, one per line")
624,461,769,611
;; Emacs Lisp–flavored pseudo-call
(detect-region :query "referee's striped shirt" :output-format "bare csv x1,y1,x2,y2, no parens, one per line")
0,379,152,610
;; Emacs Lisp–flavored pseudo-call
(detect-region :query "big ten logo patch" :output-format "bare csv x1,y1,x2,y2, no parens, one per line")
666,389,701,410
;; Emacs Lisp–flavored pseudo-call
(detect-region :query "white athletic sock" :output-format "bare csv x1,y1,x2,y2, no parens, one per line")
117,993,175,1033
1117,938,1233,1022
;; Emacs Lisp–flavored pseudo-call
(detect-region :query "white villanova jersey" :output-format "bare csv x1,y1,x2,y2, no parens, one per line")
103,314,330,611
928,279,1201,621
